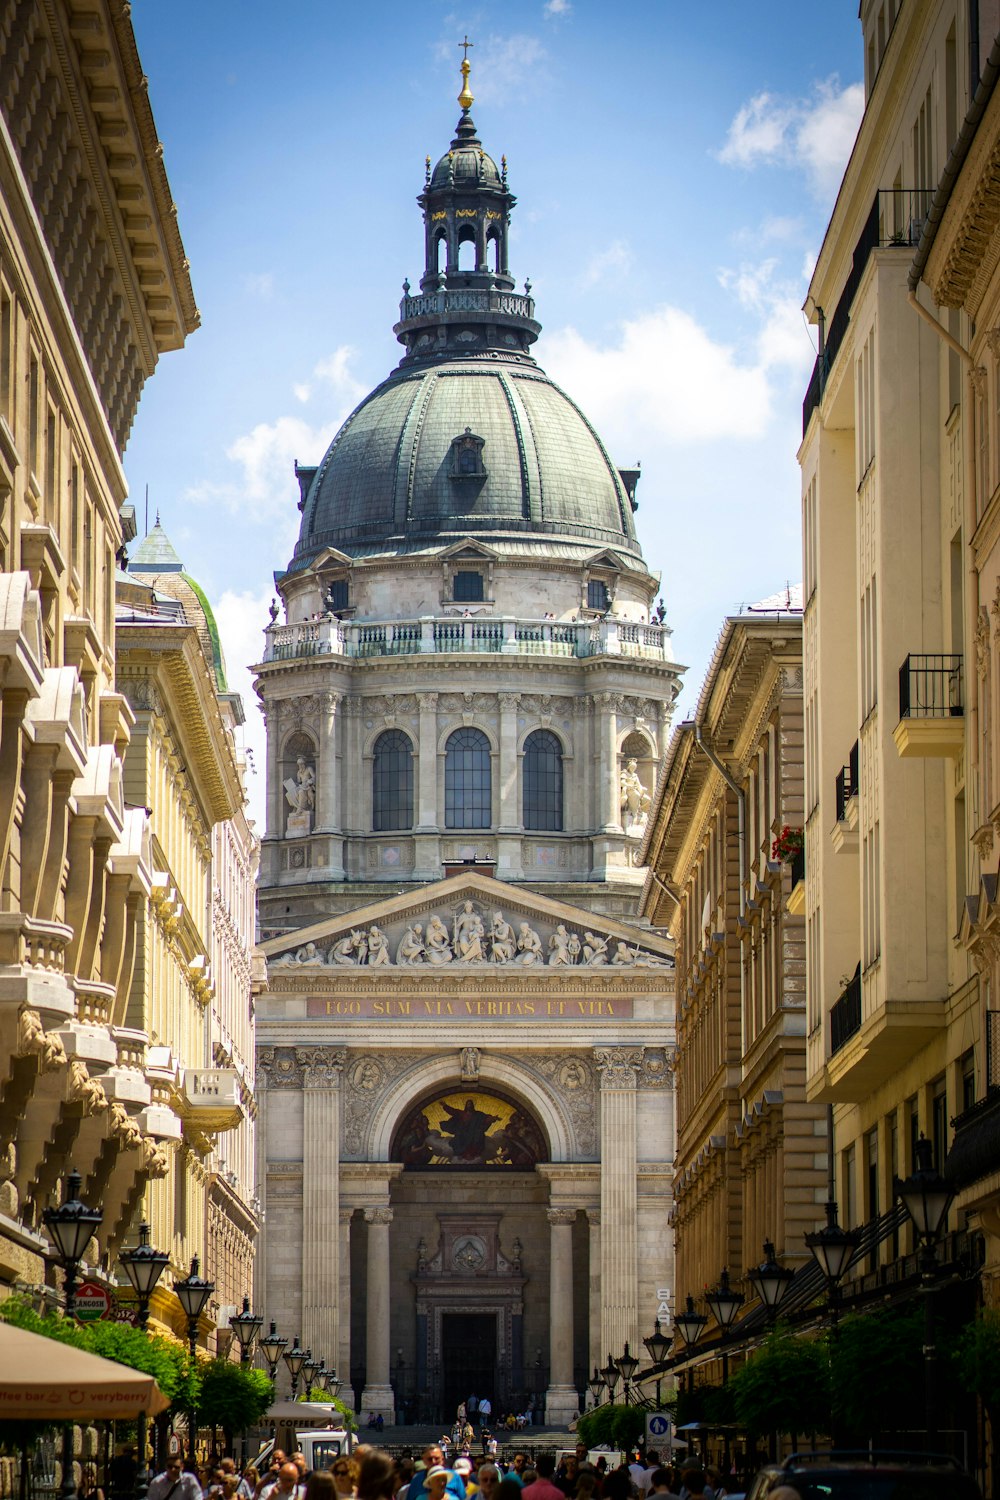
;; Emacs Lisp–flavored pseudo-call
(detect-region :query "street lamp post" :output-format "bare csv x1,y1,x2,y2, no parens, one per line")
259,1322,288,1383
587,1368,605,1408
44,1171,103,1500
230,1297,264,1366
805,1200,861,1338
601,1352,621,1403
174,1258,215,1468
895,1134,955,1448
615,1343,640,1405
705,1270,744,1473
746,1241,794,1323
643,1319,672,1410
283,1336,307,1400
120,1223,170,1500
303,1352,322,1398
673,1295,709,1398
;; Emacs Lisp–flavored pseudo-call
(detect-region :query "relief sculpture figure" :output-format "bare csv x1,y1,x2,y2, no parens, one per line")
426,915,454,964
396,923,426,964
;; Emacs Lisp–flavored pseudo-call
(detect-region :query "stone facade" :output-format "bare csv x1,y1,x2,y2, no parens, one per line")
641,609,826,1365
0,0,196,1302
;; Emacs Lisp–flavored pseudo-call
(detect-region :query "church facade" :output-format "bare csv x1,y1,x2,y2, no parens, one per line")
254,58,680,1426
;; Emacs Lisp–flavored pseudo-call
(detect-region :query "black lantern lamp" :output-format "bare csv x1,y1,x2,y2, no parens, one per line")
895,1133,955,1269
705,1268,744,1333
673,1294,708,1348
45,1171,103,1500
230,1296,264,1366
120,1222,169,1500
895,1133,956,1446
616,1341,640,1384
44,1170,103,1317
601,1352,620,1398
747,1241,794,1320
587,1367,605,1404
284,1335,307,1398
643,1318,672,1365
259,1322,287,1380
120,1223,169,1330
326,1368,342,1399
175,1257,214,1467
304,1351,322,1395
805,1200,861,1324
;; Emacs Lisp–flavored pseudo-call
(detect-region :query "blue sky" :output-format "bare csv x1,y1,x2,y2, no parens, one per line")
125,2,864,825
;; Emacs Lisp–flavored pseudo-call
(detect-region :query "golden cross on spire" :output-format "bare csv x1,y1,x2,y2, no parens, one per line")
458,35,474,111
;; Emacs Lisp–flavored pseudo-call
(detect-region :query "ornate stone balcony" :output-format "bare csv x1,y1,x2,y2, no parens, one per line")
261,614,672,666
176,1067,244,1133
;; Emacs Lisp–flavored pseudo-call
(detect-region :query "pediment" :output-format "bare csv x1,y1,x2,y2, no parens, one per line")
438,538,499,562
262,873,673,973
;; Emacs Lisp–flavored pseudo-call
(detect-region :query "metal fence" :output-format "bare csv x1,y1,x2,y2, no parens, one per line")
831,968,862,1055
898,654,963,719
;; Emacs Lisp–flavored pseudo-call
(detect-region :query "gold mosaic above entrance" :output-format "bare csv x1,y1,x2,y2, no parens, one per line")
393,1088,547,1169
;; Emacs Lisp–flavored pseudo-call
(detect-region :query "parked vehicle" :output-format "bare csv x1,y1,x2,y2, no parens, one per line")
745,1450,982,1499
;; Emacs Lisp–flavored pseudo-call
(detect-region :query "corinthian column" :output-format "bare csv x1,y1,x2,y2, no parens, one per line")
361,1206,395,1422
596,1047,643,1355
338,1208,353,1383
300,1048,345,1368
545,1207,579,1425
586,1209,602,1375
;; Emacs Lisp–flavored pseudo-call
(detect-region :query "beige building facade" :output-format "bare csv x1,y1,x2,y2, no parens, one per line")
117,524,260,1342
641,605,826,1343
0,1,197,1300
800,0,992,1272
255,64,679,1425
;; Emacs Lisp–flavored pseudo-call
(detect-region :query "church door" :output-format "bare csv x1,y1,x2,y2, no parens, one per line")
441,1312,497,1421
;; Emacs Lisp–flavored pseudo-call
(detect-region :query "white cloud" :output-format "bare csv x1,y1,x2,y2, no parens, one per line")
242,271,275,300
718,259,816,377
578,238,632,288
186,345,365,538
718,76,864,198
544,0,571,15
545,306,772,447
213,586,273,831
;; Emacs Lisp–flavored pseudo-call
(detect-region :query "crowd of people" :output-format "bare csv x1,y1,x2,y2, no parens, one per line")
143,1441,733,1500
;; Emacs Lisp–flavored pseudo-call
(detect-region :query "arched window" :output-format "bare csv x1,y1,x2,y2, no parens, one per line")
373,730,413,831
445,727,491,828
523,729,563,831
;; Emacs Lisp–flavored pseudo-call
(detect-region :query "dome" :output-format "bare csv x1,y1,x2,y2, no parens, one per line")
291,360,643,570
429,144,501,190
129,520,229,691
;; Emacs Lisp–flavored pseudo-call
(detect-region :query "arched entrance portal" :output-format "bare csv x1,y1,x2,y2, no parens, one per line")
388,1087,546,1424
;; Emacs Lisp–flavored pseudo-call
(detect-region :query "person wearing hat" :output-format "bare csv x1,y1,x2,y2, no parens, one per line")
452,1459,476,1497
425,1469,451,1500
408,1450,465,1500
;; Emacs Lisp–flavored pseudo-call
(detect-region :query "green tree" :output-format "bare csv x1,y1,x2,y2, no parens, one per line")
728,1329,830,1444
829,1305,924,1441
955,1308,1000,1497
195,1361,273,1452
576,1404,645,1452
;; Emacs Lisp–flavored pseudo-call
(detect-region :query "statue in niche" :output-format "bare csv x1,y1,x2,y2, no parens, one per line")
489,911,517,963
425,915,454,964
516,921,544,965
619,757,651,836
453,900,486,962
397,923,426,964
284,754,316,836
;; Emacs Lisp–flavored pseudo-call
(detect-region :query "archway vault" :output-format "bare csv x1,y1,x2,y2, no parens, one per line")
367,1051,577,1162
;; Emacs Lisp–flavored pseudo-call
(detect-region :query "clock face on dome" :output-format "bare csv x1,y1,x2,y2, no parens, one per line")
392,1088,547,1169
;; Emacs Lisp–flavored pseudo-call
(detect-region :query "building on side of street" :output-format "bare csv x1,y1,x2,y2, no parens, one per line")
0,0,197,1300
117,523,260,1343
254,59,679,1425
799,0,989,1295
913,17,1000,1298
640,598,826,1367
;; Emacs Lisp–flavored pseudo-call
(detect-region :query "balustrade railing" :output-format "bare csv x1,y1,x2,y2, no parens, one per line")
261,614,671,664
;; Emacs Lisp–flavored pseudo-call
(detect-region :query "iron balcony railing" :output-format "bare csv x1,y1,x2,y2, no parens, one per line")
831,965,862,1055
835,739,859,821
898,654,964,719
790,846,805,888
988,1009,1000,1091
803,188,933,435
261,614,672,664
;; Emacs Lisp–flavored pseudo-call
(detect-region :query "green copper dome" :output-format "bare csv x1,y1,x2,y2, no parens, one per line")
288,86,648,576
292,362,642,569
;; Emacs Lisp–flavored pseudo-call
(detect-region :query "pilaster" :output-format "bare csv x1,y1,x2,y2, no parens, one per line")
596,1045,643,1353
300,1046,346,1365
